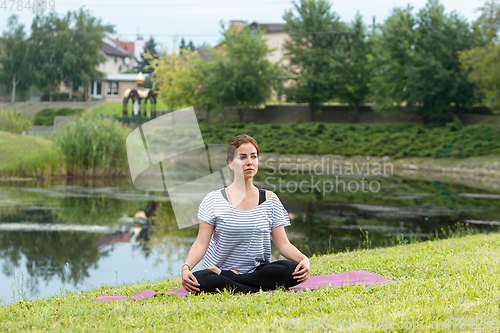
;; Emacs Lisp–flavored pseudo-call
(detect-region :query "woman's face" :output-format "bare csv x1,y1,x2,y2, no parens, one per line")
229,143,259,181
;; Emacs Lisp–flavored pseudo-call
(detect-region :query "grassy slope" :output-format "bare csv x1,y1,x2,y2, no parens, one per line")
1,233,498,332
0,131,54,167
91,100,169,117
1,101,106,118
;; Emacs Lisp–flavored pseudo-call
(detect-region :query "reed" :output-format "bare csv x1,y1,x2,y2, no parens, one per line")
0,108,32,134
51,113,131,177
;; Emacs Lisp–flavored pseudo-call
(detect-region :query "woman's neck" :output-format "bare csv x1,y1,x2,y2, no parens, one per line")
231,177,254,191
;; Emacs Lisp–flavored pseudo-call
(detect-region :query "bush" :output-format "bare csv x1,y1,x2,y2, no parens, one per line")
40,93,84,101
199,121,500,158
51,113,131,176
0,108,32,133
33,108,85,126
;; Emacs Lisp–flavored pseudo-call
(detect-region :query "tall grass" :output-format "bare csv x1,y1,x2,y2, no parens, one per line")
51,113,131,177
1,144,65,178
0,108,32,134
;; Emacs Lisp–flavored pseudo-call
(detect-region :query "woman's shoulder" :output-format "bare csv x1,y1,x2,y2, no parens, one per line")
201,189,223,201
264,189,274,201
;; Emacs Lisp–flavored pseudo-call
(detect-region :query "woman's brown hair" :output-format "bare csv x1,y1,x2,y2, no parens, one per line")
227,134,260,183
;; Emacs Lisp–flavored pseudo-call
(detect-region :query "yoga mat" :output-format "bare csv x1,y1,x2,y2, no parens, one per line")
95,271,398,302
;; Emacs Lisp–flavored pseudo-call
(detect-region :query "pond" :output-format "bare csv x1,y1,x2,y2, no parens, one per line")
1,167,499,305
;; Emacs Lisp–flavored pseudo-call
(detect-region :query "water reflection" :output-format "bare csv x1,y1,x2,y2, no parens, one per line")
0,171,499,305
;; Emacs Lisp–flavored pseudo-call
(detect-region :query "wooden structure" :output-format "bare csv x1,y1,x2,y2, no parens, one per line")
122,72,157,117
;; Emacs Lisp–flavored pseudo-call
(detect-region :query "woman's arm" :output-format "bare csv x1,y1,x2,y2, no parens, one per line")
181,221,214,293
271,225,310,283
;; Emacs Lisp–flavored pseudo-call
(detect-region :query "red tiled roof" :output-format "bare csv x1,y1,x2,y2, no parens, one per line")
107,39,135,54
102,42,132,58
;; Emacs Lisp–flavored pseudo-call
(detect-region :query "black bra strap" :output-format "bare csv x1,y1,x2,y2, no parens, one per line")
258,188,266,205
221,188,267,205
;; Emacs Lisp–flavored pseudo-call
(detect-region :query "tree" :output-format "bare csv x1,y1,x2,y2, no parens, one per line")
206,21,281,122
459,0,500,112
135,36,159,73
102,23,116,34
370,5,416,111
0,15,32,104
371,0,477,124
191,58,218,122
149,46,202,111
179,38,186,52
282,0,347,121
29,12,67,102
179,38,196,54
470,0,500,45
406,0,476,123
330,13,373,119
60,9,106,100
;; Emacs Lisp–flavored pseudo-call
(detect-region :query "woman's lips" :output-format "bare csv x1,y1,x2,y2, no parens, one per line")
245,169,254,172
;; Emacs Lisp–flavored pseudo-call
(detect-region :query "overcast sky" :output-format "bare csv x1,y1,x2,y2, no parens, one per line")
0,0,486,51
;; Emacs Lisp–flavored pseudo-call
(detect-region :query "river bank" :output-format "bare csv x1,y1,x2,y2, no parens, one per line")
0,232,498,331
260,153,500,179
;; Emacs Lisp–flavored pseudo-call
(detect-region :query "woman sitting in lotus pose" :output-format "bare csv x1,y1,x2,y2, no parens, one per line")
181,134,310,294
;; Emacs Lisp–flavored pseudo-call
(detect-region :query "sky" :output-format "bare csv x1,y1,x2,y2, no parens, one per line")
0,0,486,51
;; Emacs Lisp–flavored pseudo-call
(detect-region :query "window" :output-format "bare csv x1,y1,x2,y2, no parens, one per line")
96,81,102,95
106,81,119,95
89,80,103,99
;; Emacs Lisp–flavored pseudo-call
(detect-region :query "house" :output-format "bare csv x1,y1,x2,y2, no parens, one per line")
248,22,289,67
86,33,146,101
225,20,289,67
213,21,291,101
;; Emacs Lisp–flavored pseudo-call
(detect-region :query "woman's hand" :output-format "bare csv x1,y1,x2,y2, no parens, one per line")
292,257,310,283
181,267,200,294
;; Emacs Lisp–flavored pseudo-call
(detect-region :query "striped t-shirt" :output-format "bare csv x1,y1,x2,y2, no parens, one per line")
197,188,291,274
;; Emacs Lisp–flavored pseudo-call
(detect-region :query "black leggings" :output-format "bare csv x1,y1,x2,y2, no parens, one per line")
192,260,300,294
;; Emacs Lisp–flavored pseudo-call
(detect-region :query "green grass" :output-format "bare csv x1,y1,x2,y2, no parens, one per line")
0,131,54,167
92,99,170,117
1,231,499,331
0,131,64,178
0,111,132,178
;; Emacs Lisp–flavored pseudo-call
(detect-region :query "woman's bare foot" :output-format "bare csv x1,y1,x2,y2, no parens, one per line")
230,269,239,275
203,265,221,275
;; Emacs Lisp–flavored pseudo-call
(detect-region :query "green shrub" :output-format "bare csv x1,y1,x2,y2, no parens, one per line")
199,121,500,158
33,108,85,126
0,108,32,133
51,113,131,176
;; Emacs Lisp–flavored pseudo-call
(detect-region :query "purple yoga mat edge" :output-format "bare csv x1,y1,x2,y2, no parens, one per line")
94,270,398,302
